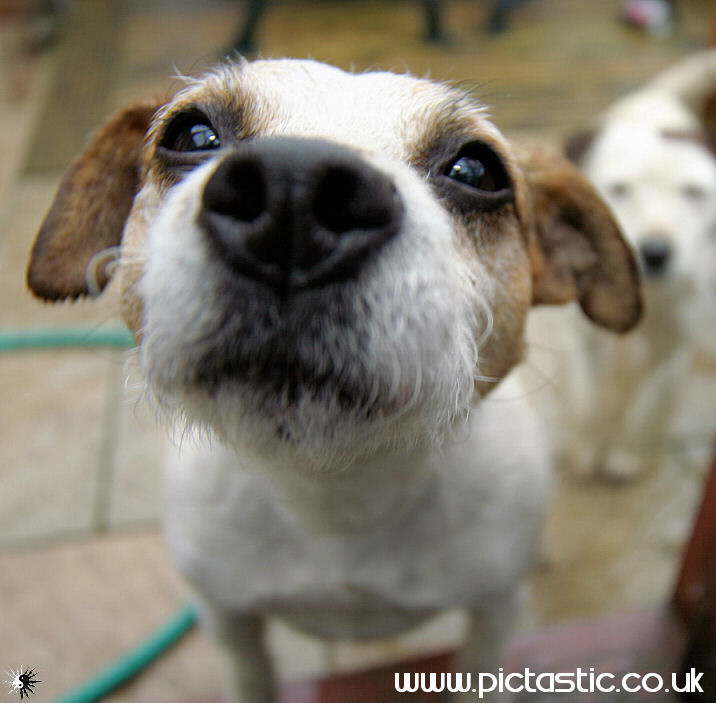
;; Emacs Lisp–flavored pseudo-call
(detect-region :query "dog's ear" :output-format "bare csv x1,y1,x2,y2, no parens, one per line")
564,129,595,164
27,102,158,301
521,148,642,333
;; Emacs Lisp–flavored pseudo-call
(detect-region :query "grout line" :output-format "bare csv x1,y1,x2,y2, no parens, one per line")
0,48,54,198
0,520,162,554
90,362,125,533
22,0,127,174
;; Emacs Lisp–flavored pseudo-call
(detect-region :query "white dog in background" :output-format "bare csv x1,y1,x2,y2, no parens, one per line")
561,50,716,480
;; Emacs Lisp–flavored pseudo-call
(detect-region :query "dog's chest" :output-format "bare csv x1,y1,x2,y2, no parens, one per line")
164,389,547,640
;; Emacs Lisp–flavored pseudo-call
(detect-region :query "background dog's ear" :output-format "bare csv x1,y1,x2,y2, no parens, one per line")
564,129,595,164
521,148,642,333
27,102,158,301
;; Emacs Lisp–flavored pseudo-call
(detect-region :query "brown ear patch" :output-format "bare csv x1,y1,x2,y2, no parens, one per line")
564,129,596,165
533,208,599,304
27,103,158,301
522,148,642,333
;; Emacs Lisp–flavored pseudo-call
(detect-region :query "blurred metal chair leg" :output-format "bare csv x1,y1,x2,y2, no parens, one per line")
227,0,269,56
486,0,536,34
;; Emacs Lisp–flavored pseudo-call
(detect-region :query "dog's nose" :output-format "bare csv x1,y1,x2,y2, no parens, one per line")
639,237,672,276
200,138,403,294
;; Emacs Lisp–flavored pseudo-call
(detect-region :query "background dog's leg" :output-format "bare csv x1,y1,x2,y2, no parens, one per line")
564,332,654,479
200,605,276,703
454,589,520,700
563,310,687,481
601,311,687,481
603,348,690,480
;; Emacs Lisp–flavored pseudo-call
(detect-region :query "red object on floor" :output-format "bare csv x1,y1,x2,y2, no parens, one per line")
271,610,684,702
279,652,454,702
674,445,716,621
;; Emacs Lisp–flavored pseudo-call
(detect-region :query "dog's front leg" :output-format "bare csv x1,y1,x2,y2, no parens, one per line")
200,604,276,703
453,590,520,701
601,348,690,479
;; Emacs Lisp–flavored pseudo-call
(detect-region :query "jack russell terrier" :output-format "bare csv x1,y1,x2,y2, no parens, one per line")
565,50,716,480
27,58,640,701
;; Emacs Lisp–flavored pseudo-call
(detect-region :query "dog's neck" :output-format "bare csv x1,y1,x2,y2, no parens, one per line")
242,441,446,534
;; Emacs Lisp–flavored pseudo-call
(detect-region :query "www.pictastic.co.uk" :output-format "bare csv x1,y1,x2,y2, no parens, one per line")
394,667,704,697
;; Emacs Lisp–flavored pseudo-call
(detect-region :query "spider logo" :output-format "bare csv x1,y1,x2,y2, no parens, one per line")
4,667,41,700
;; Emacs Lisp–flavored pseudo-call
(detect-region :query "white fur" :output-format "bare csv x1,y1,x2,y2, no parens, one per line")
164,372,548,641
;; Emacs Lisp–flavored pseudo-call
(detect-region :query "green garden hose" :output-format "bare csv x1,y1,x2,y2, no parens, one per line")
0,327,135,352
1,326,197,701
51,605,197,703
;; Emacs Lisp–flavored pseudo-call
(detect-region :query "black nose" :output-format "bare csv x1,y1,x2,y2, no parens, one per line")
639,237,672,276
200,138,403,295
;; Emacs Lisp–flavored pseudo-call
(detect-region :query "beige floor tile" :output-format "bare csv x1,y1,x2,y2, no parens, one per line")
0,350,120,546
0,531,337,703
106,378,167,531
0,27,51,197
673,369,716,442
531,449,706,626
0,531,223,703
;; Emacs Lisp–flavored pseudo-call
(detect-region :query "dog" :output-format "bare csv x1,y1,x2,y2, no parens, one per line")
562,50,716,480
27,58,640,701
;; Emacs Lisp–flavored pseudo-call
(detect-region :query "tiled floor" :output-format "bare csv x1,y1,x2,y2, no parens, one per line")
1,0,715,701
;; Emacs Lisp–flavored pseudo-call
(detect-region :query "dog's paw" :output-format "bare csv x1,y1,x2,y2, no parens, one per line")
599,448,648,482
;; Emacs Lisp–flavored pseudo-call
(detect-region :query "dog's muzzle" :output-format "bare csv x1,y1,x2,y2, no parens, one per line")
199,138,404,296
639,236,672,277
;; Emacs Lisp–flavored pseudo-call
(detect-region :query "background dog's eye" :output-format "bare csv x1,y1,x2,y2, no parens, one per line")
681,183,707,202
608,181,630,199
444,143,510,193
161,111,221,152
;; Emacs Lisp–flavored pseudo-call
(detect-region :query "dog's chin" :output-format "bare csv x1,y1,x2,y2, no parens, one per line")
640,266,694,298
162,371,469,472
145,307,477,470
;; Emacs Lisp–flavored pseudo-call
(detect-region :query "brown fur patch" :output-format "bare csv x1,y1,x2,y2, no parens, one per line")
660,127,716,157
520,147,642,333
27,102,158,301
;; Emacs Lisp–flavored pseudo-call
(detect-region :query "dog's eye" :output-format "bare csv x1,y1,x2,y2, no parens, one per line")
448,157,486,187
160,111,222,152
448,157,492,189
439,142,512,211
445,144,509,192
